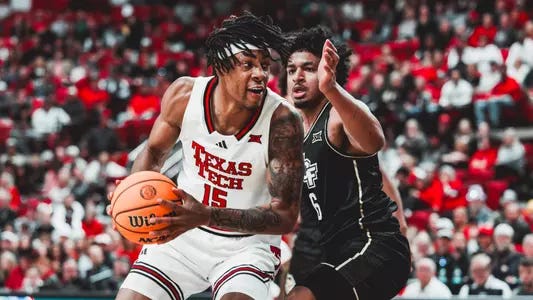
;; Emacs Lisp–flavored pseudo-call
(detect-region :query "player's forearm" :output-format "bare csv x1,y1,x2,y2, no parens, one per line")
324,83,385,154
131,147,166,173
207,203,297,235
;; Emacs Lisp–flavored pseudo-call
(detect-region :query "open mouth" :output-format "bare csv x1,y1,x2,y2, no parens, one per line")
248,87,265,95
292,85,307,99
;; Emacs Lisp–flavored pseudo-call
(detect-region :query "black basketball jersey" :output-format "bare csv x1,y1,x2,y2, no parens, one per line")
300,102,399,245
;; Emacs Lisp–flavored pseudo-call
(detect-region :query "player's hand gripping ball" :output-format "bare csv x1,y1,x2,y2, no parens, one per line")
110,171,182,244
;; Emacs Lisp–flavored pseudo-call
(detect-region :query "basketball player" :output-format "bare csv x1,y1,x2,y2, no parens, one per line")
108,13,304,300
284,26,410,300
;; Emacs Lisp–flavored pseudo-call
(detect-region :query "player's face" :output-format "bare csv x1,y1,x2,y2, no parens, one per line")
286,51,324,109
220,50,271,110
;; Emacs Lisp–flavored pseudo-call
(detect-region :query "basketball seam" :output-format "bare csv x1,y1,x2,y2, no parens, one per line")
111,178,175,216
113,200,181,234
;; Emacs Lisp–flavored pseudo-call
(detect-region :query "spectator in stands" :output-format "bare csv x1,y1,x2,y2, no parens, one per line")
497,202,532,245
402,257,453,298
439,68,473,116
525,200,533,232
458,252,513,298
83,244,117,291
466,185,494,225
41,258,84,292
411,231,435,263
395,118,429,160
439,165,465,212
397,6,417,39
495,128,526,177
431,228,465,293
0,250,16,289
21,266,43,293
51,194,85,241
524,234,533,259
30,96,71,139
468,135,498,180
507,58,530,85
0,189,16,229
62,86,86,143
507,21,533,70
469,13,497,47
4,250,33,291
82,112,120,158
494,13,517,48
515,257,533,295
492,223,522,289
83,151,127,186
487,65,522,128
441,135,471,168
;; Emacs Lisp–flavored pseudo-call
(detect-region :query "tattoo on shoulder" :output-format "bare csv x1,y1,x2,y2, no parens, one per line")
268,108,305,205
209,206,282,232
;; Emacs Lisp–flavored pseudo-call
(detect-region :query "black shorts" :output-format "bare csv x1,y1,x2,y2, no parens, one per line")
289,227,323,284
301,232,411,300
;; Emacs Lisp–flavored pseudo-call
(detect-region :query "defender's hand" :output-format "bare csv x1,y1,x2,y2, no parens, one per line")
149,188,210,241
317,39,339,95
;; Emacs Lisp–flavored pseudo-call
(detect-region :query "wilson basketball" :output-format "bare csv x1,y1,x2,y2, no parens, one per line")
111,171,181,245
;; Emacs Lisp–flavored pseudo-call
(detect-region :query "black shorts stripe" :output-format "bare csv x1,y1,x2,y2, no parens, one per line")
132,263,182,300
130,270,176,300
212,264,272,299
136,261,184,299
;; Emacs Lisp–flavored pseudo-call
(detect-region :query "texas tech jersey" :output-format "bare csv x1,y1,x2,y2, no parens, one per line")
300,102,399,245
177,76,282,239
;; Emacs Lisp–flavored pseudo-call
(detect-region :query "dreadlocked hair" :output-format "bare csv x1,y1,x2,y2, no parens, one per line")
286,26,351,86
205,12,290,74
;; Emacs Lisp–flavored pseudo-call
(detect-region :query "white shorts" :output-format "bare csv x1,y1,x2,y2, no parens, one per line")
121,228,281,300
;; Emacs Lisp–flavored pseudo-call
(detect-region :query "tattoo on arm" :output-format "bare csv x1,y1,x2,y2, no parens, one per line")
209,206,281,232
207,108,304,234
267,111,304,205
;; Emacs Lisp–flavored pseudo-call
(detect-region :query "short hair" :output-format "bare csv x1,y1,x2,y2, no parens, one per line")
470,253,492,270
520,257,533,267
523,233,533,245
285,26,351,87
205,12,289,74
416,257,436,273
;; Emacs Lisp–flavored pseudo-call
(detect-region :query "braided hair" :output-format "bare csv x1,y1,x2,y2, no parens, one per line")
205,12,289,74
285,26,351,86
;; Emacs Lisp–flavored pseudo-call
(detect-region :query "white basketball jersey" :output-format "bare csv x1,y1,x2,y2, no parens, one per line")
177,76,283,238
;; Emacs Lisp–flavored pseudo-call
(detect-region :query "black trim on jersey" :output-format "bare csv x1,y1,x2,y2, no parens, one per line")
198,226,254,238
323,104,378,159
203,77,218,133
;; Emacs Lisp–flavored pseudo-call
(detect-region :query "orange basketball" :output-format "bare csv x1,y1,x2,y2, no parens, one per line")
111,171,181,245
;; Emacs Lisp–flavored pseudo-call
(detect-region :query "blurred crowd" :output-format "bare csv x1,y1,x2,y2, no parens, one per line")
0,0,532,297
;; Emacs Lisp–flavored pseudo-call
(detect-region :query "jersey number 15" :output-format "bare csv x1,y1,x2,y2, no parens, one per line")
202,183,228,208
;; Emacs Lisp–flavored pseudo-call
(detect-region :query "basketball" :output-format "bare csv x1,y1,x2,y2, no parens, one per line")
111,171,181,245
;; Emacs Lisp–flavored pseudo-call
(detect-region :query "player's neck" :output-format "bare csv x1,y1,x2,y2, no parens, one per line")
298,98,328,134
210,86,256,136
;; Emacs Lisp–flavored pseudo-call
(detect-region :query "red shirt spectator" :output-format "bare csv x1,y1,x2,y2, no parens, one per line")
490,75,522,101
128,93,160,117
468,14,497,47
469,138,498,180
78,80,109,110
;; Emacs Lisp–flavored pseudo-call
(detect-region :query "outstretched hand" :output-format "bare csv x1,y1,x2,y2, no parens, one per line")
148,188,210,241
317,39,339,95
